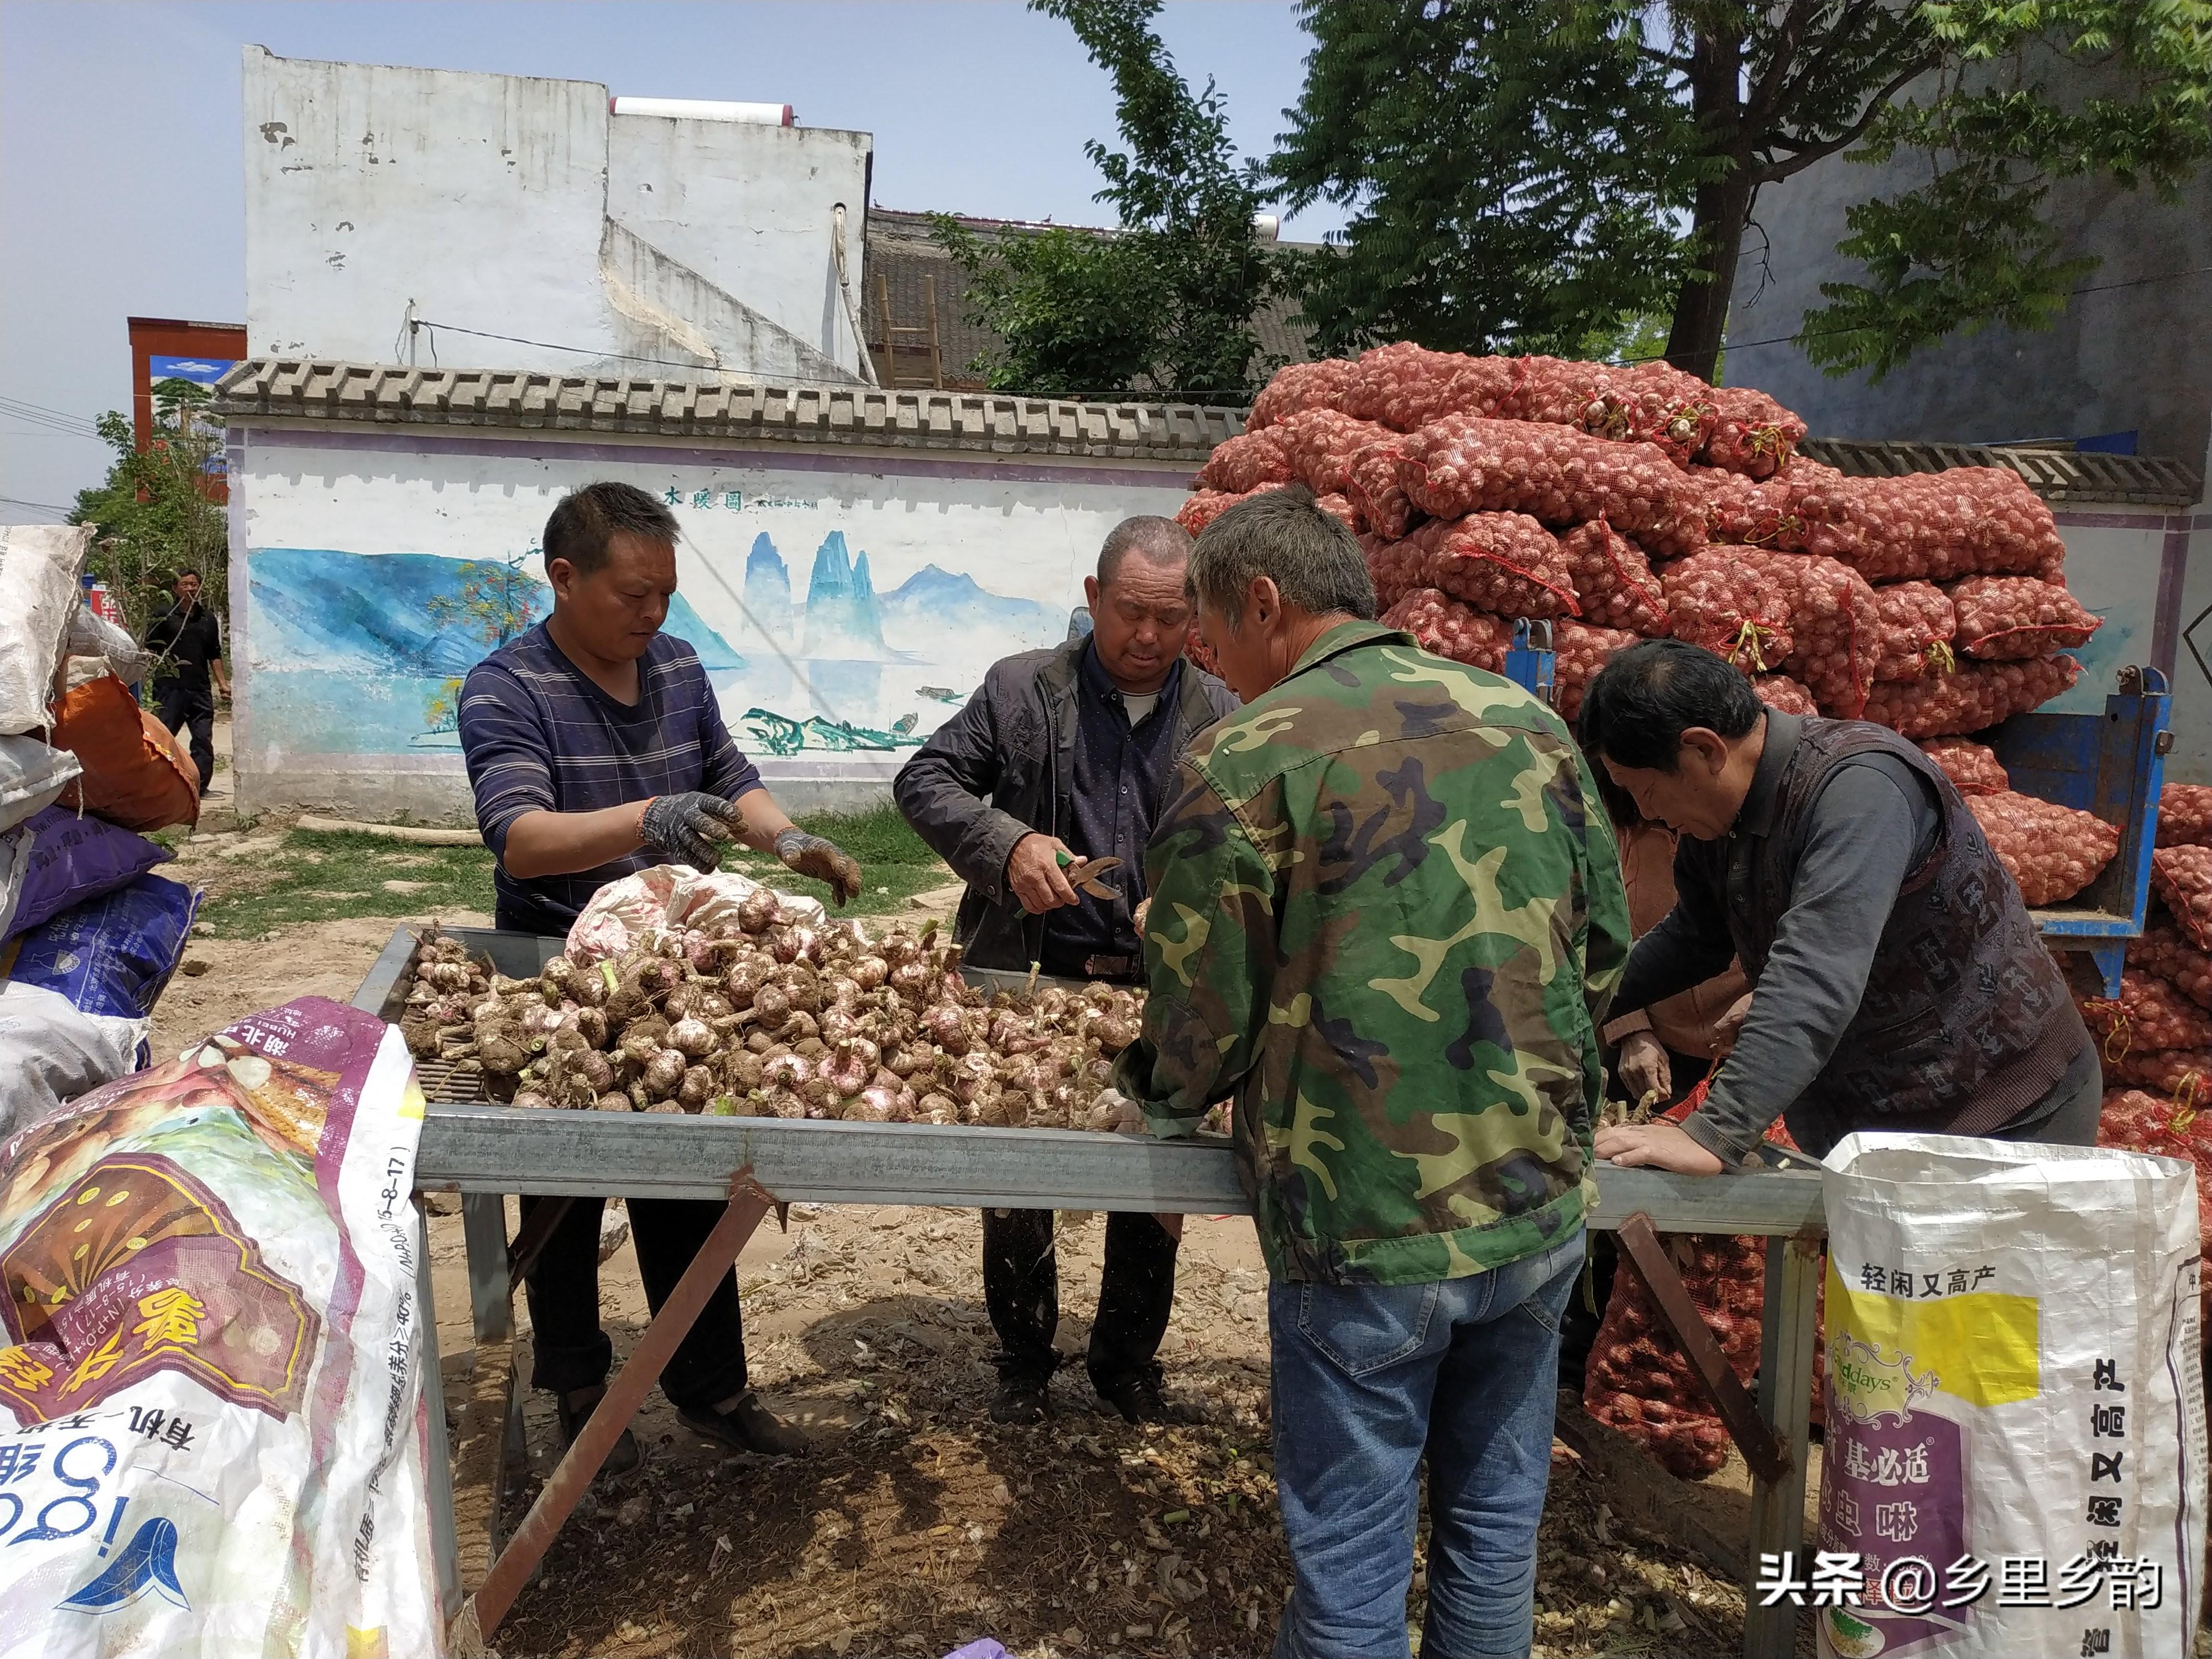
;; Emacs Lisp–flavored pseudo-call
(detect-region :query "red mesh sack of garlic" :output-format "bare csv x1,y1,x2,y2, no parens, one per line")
2126,921,2212,1011
1553,620,1638,721
1176,483,1286,536
2107,1047,2212,1102
1246,358,1358,431
1861,655,2079,738
1381,588,1514,673
1427,513,1579,619
2099,1090,2198,1163
1397,415,1707,556
1493,354,1608,425
1658,550,1794,671
1345,437,1416,541
1560,520,1670,636
1589,362,1721,464
1366,531,1432,609
1754,674,1819,716
2159,783,2212,849
1314,493,1363,533
1183,622,1221,679
1748,551,1879,718
2152,846,2212,950
1815,468,2066,583
1270,407,1395,495
1194,429,1293,494
1698,386,1808,479
1916,737,2008,796
1582,1233,1768,1480
1948,576,2101,659
1967,791,2121,906
2081,970,2212,1057
1872,583,1957,681
1340,342,1519,432
1696,457,1855,554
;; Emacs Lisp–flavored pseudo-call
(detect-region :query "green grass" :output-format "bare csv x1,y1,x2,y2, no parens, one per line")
188,805,950,938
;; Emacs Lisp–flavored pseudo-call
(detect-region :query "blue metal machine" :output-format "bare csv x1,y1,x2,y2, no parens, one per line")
1496,625,2169,997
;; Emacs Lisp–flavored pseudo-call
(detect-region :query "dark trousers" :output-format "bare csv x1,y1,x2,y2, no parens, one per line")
519,1193,750,1412
155,680,215,795
983,1207,1180,1391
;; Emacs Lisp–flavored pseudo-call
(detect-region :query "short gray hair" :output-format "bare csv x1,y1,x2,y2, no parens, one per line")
1187,487,1376,626
1097,515,1192,586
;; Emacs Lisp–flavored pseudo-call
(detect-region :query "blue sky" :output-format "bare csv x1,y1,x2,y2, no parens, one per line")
0,0,1339,518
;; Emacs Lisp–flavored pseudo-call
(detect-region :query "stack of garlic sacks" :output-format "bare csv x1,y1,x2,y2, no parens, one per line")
1180,343,2120,909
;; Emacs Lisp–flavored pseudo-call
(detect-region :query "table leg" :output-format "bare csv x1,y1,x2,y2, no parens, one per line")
461,1193,512,1345
1743,1235,1822,1659
415,1203,463,1625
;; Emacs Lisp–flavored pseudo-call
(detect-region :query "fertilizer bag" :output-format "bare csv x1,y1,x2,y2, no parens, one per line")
1814,1132,2204,1659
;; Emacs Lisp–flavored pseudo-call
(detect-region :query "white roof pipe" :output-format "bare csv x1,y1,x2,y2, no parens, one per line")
611,97,795,126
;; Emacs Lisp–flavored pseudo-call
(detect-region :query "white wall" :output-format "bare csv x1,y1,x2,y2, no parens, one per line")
227,427,1191,822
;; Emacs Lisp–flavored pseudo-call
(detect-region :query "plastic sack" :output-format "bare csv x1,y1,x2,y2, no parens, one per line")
2079,969,2212,1056
12,872,201,1021
1814,1131,2204,1659
5,807,171,943
0,524,94,737
1193,429,1293,495
1658,550,1794,671
1552,620,1637,722
2152,845,2212,951
1425,513,1578,618
2128,917,2212,1010
566,863,828,965
1915,738,2007,797
1871,583,1957,682
50,673,200,833
1754,674,1820,716
65,602,156,689
1560,520,1669,636
0,997,443,1658
0,735,82,836
1246,358,1359,431
1947,576,2100,660
1379,588,1512,674
1395,415,1707,557
0,979,143,1143
2156,782,2212,849
1860,655,2079,739
1965,791,2119,907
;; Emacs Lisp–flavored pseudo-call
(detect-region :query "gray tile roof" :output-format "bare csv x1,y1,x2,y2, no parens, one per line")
211,359,1243,463
1803,437,2201,508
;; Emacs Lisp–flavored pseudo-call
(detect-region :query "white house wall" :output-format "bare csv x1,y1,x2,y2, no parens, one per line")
225,425,1192,823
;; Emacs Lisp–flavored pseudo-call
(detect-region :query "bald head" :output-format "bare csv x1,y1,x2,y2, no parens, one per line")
1086,516,1195,695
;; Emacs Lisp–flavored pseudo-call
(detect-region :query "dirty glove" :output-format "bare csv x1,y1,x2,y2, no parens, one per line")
774,827,863,907
639,792,747,872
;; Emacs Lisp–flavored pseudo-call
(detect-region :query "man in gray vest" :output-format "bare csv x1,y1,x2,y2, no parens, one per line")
1578,639,2099,1172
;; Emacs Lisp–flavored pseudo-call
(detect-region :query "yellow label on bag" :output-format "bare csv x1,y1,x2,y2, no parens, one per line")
1825,1261,2041,1411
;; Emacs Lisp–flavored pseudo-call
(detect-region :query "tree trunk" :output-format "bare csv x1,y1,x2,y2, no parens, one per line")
1663,27,1752,385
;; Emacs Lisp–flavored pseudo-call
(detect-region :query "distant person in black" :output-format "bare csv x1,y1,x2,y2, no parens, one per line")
143,570,229,796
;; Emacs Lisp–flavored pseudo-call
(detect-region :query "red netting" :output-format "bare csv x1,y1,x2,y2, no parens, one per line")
2153,846,2212,951
1658,550,1794,671
1366,530,1431,610
1427,514,1579,619
1176,483,1288,535
1696,457,1854,553
2096,1089,2212,1335
1270,408,1396,495
1553,620,1639,722
1560,520,1670,636
1751,552,1879,718
1183,622,1221,679
1582,1233,1767,1480
2081,969,2212,1058
1948,576,2101,660
1860,655,2080,738
1380,588,1514,673
1395,415,1707,556
1340,342,1519,431
1753,674,1819,716
2128,919,2212,1010
1916,738,2008,797
2159,784,2212,849
1811,469,2067,584
1966,790,2121,907
1872,583,1958,682
1699,387,1808,479
1246,358,1359,431
1315,492,1364,533
1194,429,1294,494
1345,437,1416,541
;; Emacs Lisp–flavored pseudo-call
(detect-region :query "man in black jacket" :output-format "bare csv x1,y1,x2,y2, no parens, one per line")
895,516,1238,1423
143,570,230,795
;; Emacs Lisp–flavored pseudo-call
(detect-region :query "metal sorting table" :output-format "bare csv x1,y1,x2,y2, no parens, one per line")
358,924,1828,1659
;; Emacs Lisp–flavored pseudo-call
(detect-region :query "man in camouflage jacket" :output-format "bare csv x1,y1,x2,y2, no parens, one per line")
1112,488,1631,1659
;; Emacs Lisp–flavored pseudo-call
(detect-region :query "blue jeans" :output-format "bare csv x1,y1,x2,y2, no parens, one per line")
1268,1231,1586,1659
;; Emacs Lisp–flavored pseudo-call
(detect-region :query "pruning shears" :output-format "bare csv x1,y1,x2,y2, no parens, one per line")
1055,851,1124,900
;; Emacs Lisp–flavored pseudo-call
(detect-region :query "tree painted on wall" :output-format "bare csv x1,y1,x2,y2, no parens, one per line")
421,556,543,734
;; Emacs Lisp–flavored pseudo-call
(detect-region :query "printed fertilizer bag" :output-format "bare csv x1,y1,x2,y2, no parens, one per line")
0,996,442,1659
1811,1133,2204,1659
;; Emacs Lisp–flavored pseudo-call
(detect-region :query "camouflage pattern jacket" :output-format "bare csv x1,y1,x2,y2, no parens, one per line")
1111,621,1632,1285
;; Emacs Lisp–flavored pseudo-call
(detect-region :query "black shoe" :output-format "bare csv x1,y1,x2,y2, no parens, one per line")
989,1375,1051,1425
1093,1370,1171,1425
677,1390,808,1457
556,1386,643,1479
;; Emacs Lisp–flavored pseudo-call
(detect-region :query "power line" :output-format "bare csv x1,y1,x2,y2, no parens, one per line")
0,495,74,517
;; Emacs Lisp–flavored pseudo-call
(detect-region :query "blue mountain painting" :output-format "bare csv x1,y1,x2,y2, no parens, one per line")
880,564,1060,645
249,548,743,673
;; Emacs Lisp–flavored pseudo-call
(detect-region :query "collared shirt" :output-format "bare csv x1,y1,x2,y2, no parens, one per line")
1042,642,1186,978
457,622,761,936
144,602,223,691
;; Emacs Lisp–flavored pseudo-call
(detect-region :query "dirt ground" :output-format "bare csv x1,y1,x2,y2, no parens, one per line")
148,797,1771,1659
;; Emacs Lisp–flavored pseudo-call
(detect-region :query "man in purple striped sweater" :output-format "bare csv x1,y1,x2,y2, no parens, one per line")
460,480,862,1472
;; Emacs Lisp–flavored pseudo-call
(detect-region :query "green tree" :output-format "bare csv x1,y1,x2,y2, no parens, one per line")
1272,1,2212,384
69,378,229,635
422,557,542,734
933,0,1286,400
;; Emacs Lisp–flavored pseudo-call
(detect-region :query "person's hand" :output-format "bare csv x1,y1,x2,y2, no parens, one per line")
1594,1119,1727,1176
1616,1030,1671,1105
640,792,748,871
774,828,863,907
1711,992,1753,1057
1006,833,1081,914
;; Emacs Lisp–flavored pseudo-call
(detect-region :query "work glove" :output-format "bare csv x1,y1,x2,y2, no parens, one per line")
774,827,864,907
639,792,748,872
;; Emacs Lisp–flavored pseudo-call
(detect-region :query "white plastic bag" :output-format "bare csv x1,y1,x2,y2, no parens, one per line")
0,734,81,833
564,862,827,963
1814,1132,2205,1658
65,601,155,689
0,525,93,735
0,997,442,1658
0,979,143,1143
